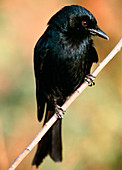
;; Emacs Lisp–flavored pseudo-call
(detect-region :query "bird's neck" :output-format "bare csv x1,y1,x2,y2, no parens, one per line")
61,30,92,50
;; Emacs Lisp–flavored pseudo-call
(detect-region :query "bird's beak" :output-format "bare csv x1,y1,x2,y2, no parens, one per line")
87,27,109,40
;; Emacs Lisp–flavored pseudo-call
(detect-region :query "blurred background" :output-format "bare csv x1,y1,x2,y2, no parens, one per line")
0,0,121,170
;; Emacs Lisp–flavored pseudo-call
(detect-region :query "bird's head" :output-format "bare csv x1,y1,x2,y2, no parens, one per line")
48,5,109,40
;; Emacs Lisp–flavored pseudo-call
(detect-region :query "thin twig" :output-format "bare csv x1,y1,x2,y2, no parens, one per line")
8,37,122,170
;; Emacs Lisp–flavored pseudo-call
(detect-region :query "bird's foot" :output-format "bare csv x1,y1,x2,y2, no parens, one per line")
55,105,65,119
84,74,96,86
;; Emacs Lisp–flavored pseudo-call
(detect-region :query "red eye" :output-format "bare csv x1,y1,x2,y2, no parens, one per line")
82,21,87,27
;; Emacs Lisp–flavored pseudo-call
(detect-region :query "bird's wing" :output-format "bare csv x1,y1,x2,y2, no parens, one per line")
34,37,49,121
90,45,98,63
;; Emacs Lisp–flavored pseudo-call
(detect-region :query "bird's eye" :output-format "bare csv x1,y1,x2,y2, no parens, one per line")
82,21,88,27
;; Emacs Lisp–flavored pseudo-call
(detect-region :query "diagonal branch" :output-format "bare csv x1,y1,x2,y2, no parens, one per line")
8,37,122,170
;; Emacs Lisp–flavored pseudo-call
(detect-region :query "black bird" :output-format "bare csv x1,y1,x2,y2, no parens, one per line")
32,5,109,167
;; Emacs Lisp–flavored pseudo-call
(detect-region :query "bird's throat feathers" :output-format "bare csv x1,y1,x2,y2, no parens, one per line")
59,30,93,55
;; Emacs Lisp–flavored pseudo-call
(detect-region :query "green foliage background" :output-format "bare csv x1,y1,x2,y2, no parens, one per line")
0,0,121,169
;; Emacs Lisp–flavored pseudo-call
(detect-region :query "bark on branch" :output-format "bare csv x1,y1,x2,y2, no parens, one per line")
8,37,122,170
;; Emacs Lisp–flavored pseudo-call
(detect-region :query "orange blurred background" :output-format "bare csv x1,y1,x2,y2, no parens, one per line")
0,0,121,170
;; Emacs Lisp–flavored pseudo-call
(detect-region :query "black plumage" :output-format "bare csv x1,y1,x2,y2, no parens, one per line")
32,5,108,167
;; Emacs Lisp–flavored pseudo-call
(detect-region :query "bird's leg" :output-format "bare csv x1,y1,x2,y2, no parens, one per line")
55,105,65,119
84,74,96,86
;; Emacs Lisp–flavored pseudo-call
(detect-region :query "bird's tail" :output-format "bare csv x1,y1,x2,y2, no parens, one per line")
32,104,62,167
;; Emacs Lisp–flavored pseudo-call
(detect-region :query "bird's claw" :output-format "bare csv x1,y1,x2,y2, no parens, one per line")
84,74,96,86
55,106,65,119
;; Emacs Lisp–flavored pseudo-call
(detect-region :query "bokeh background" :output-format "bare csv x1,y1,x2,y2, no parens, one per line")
0,0,121,170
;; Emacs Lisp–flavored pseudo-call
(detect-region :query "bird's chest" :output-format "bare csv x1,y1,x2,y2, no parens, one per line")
54,44,92,91
62,42,92,76
42,40,93,102
50,32,93,79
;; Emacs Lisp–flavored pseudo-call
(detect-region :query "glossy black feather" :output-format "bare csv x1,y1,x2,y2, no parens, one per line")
32,5,108,167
